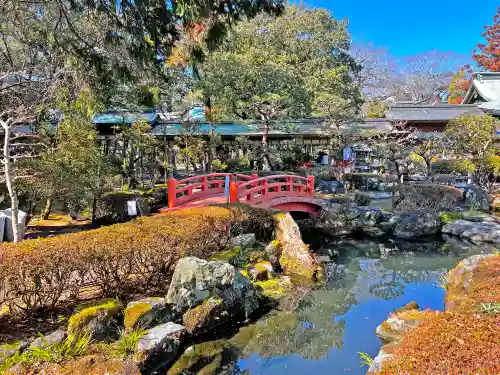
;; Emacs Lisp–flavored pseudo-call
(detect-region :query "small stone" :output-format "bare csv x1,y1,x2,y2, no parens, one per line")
31,329,66,348
248,261,273,282
231,233,256,249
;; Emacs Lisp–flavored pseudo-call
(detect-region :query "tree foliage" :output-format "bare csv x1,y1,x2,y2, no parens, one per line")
473,6,500,71
202,5,362,122
447,68,471,104
446,114,500,158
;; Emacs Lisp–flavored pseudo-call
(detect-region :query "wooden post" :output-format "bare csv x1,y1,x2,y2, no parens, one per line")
167,178,177,208
229,182,239,203
307,175,315,196
201,176,207,192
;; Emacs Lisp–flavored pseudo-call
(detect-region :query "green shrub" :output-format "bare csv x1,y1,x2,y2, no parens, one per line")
0,205,272,315
225,157,250,172
393,184,463,213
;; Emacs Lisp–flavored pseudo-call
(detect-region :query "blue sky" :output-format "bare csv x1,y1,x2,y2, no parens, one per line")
306,0,498,57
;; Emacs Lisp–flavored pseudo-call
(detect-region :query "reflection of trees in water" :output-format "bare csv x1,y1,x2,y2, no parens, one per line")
234,286,357,360
232,239,492,363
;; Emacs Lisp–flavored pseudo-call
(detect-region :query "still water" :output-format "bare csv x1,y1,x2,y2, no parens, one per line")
232,237,493,375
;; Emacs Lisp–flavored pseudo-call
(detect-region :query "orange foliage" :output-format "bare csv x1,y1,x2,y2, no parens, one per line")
378,312,500,375
473,6,500,71
378,256,500,375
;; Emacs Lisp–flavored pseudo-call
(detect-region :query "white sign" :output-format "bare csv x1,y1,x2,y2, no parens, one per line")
127,200,137,216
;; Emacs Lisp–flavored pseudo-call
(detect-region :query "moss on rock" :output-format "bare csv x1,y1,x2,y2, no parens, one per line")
182,298,228,334
123,297,169,331
67,299,123,341
167,340,231,375
254,277,294,301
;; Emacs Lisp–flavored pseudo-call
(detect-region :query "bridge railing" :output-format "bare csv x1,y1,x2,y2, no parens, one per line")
230,175,315,205
168,173,257,208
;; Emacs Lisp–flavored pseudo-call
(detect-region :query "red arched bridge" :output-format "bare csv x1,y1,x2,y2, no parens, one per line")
160,173,327,215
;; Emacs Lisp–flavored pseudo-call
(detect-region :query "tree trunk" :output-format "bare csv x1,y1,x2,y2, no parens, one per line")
2,124,21,242
262,120,274,171
42,198,53,220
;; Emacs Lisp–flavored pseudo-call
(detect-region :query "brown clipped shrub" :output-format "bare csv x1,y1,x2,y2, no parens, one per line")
0,205,272,315
392,184,463,213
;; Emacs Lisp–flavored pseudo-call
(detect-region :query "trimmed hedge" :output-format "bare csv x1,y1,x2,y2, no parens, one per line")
392,184,463,213
0,205,273,315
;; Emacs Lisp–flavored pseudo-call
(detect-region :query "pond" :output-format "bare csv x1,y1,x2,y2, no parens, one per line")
231,237,493,375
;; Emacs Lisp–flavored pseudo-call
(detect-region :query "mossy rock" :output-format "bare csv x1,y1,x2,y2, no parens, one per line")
208,248,241,263
67,299,123,342
182,298,230,334
394,301,419,314
167,340,233,375
254,277,294,301
0,342,23,365
124,297,171,331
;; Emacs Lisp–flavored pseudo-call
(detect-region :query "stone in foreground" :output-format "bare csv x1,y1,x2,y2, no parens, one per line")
135,322,185,370
167,340,232,375
30,329,66,348
67,299,123,342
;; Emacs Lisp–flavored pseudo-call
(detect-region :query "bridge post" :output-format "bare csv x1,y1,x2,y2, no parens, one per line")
167,177,177,208
229,181,239,203
307,175,315,196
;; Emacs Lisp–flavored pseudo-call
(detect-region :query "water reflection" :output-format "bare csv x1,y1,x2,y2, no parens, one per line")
231,238,493,375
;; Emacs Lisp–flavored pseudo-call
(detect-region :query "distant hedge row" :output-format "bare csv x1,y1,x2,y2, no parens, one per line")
0,205,273,315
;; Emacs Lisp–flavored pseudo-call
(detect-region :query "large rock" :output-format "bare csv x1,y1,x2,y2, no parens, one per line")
67,299,123,342
442,219,500,244
465,187,491,211
124,297,172,331
0,342,23,366
393,210,441,239
273,212,323,282
166,257,257,315
135,322,185,370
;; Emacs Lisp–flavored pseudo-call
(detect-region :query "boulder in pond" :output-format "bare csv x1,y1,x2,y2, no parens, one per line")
135,322,185,370
393,210,441,239
442,219,500,244
67,299,123,342
167,340,234,375
273,212,322,282
124,297,173,331
375,306,429,343
166,257,257,314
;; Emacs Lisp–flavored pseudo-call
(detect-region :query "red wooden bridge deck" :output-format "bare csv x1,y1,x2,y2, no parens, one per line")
159,173,327,214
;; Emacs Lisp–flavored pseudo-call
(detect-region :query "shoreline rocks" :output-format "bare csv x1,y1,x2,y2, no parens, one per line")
442,219,500,244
